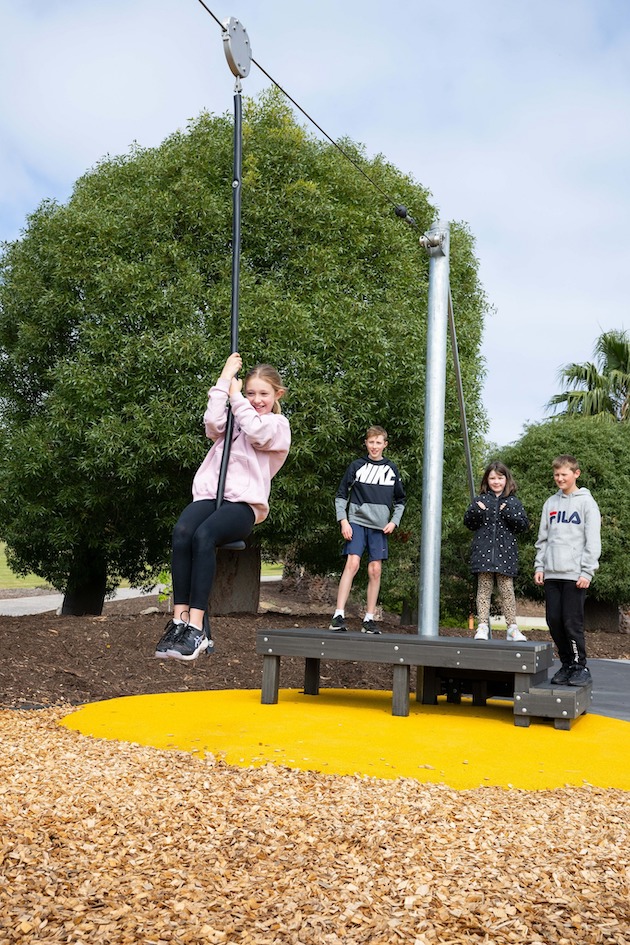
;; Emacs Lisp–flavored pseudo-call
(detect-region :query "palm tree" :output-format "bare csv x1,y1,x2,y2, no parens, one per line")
548,329,630,421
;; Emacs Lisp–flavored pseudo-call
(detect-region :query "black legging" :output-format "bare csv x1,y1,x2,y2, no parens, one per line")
171,499,255,612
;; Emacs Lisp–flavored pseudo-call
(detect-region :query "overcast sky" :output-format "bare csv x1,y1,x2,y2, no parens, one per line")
1,0,629,447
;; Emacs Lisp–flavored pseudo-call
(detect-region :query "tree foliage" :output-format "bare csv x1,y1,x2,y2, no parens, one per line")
548,329,630,421
0,90,487,614
502,416,630,605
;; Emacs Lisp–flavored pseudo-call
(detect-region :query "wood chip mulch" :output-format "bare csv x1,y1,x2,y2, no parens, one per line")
1,707,629,945
1,586,629,943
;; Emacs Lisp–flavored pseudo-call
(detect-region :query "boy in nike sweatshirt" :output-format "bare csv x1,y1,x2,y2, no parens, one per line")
534,454,601,687
329,426,406,634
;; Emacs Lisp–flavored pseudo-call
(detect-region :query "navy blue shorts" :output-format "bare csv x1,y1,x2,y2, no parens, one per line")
343,524,388,562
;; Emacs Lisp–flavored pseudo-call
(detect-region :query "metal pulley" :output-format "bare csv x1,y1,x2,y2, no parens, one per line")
222,17,252,78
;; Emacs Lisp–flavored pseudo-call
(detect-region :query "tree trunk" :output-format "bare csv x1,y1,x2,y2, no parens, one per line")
209,543,261,615
400,599,417,626
584,599,620,634
61,547,107,616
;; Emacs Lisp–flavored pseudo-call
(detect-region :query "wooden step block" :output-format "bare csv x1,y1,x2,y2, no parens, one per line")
513,681,592,729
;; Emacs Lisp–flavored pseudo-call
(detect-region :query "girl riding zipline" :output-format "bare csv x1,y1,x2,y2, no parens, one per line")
155,352,291,661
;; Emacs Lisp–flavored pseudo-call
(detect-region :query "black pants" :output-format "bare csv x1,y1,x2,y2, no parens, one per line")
544,579,588,666
171,499,255,612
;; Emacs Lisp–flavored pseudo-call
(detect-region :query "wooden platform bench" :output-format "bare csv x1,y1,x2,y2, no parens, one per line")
256,628,590,729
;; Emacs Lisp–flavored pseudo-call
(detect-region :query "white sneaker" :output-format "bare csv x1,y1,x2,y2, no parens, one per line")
474,623,489,640
507,624,527,642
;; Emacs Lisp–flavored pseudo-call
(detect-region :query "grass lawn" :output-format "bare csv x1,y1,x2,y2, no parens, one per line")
261,561,283,578
0,544,51,590
0,544,283,591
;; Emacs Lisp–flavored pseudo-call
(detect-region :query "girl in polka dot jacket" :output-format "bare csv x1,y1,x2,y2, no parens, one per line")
464,461,529,642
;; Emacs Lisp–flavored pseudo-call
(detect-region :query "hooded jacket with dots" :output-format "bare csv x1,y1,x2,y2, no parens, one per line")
464,492,529,577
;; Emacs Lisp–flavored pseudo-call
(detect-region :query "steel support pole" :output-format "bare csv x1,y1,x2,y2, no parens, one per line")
417,221,450,637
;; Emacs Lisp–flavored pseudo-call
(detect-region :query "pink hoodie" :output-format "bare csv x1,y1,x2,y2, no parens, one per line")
191,377,291,524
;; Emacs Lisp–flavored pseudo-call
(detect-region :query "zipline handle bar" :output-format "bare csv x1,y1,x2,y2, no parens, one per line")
215,79,246,551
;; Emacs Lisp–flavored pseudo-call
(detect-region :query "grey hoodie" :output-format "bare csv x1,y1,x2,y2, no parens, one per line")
534,487,601,582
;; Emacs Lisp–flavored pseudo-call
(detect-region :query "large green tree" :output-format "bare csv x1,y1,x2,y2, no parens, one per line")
502,416,630,605
548,329,630,421
0,91,487,615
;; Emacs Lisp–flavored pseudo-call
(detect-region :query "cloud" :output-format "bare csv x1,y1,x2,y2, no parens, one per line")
1,0,629,446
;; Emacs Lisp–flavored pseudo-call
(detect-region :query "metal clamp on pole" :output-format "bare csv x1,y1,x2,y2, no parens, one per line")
419,230,446,252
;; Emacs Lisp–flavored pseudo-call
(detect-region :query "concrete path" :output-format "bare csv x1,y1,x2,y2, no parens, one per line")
0,576,281,617
488,615,548,630
0,586,161,617
583,658,630,722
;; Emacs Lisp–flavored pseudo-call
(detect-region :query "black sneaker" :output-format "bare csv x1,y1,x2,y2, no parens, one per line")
155,619,183,658
550,664,574,685
329,614,347,632
166,622,209,661
361,619,381,634
568,665,592,687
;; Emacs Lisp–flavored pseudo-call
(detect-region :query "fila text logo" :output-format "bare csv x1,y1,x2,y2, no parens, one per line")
549,509,582,525
355,463,397,486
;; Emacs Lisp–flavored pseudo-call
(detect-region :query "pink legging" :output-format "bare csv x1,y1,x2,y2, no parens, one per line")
476,572,516,627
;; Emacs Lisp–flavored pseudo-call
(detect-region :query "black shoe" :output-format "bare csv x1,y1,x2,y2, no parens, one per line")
155,619,183,658
166,622,209,661
361,619,381,635
550,664,574,685
568,665,592,687
329,614,347,632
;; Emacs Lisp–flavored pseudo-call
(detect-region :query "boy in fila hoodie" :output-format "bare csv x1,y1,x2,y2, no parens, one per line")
534,454,601,687
329,426,406,634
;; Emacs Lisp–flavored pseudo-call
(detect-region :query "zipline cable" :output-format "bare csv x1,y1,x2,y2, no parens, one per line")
194,0,417,227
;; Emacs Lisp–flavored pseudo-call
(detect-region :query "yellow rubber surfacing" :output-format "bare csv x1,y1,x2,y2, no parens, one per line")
61,688,630,791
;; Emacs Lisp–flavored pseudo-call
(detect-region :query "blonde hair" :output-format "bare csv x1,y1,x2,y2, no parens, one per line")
366,425,388,441
552,454,580,472
244,364,286,414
